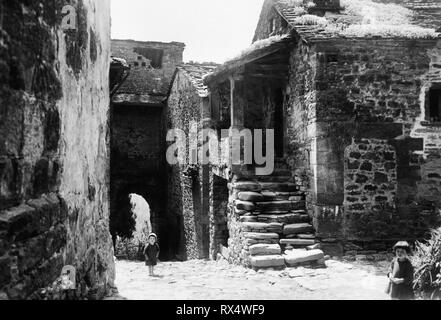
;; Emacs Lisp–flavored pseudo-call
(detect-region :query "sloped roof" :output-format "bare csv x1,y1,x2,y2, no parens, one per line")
204,35,292,85
174,64,219,97
273,0,440,40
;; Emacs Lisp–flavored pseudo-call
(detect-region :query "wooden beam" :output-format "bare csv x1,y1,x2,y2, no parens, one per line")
204,40,291,85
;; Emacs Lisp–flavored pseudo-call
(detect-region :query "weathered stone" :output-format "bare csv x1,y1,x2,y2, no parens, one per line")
233,182,262,192
235,201,256,211
256,201,297,212
297,234,316,240
238,192,264,202
307,243,322,251
249,244,282,256
239,216,258,223
250,255,286,268
280,239,315,247
257,213,310,224
242,222,283,233
259,182,298,192
283,223,314,236
243,232,279,240
284,249,325,266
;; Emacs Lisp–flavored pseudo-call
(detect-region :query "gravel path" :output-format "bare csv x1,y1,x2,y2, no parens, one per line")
107,258,391,300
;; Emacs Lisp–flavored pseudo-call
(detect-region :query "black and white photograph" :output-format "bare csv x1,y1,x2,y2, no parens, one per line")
1,0,441,306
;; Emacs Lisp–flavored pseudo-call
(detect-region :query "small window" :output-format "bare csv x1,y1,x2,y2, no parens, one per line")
137,56,143,60
428,87,441,122
142,62,147,67
133,61,139,67
134,47,164,69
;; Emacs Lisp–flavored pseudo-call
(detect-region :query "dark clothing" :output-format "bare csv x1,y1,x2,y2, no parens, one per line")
144,243,160,266
387,258,415,300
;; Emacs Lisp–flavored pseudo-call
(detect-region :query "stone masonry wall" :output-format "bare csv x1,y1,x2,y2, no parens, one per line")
344,139,398,213
166,70,209,260
303,38,441,250
0,0,114,299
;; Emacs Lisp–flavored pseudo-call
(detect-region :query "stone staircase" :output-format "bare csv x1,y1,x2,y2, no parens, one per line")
231,165,325,270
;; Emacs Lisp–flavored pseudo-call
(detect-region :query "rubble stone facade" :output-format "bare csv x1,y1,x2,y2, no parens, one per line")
0,0,114,299
110,40,185,260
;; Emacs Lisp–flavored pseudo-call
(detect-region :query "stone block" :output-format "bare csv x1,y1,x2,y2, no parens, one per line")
233,182,261,192
259,182,298,192
243,232,279,240
307,243,322,251
239,216,258,223
238,192,264,202
284,249,325,266
256,201,293,212
280,239,315,247
283,223,314,236
249,244,282,256
235,200,255,211
257,213,310,224
242,222,283,233
250,255,286,268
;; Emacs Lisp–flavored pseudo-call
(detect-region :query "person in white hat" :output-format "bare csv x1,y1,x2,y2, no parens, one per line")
144,233,160,276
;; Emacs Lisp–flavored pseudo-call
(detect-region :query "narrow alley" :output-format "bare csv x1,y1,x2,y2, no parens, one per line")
108,258,390,300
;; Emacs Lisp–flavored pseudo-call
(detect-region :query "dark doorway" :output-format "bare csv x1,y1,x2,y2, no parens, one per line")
211,175,230,259
428,87,441,122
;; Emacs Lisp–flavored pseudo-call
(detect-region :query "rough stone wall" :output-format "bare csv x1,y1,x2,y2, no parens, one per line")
285,41,317,218
344,139,398,213
166,70,209,260
0,0,114,299
289,38,441,249
111,40,185,95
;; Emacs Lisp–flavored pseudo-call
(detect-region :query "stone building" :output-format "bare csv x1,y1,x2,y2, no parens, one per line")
166,63,219,260
109,40,186,260
0,0,114,299
168,0,441,268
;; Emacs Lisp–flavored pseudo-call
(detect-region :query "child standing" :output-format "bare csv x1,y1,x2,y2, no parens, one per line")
144,233,160,277
386,241,415,300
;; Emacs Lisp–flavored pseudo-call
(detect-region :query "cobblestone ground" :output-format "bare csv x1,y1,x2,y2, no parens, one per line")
107,258,391,300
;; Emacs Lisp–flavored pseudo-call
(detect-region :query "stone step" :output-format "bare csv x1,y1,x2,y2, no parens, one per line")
242,222,284,234
297,234,316,240
239,216,258,223
280,239,316,247
238,192,264,202
235,200,255,211
257,213,311,224
249,244,282,256
283,223,314,236
261,192,305,201
232,181,261,192
256,201,306,212
245,238,279,246
284,249,325,267
250,255,286,269
243,232,280,241
259,182,299,192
